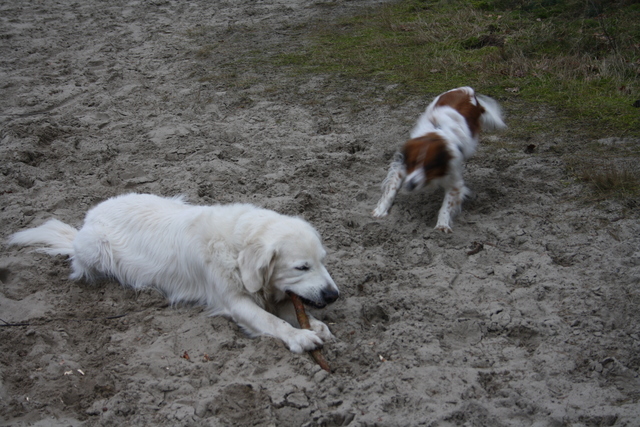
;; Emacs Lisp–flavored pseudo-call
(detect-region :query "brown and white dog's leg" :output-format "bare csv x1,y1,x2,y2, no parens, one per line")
435,183,469,233
373,153,406,218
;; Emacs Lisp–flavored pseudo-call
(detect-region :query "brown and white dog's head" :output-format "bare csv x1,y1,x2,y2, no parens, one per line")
401,87,504,192
402,134,452,192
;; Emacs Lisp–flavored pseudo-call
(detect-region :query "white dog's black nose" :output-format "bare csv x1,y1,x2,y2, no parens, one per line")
322,288,339,304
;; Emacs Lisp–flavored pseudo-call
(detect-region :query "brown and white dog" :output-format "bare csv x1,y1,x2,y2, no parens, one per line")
372,87,506,233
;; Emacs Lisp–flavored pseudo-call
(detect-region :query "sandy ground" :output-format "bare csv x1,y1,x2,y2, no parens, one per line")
1,0,640,426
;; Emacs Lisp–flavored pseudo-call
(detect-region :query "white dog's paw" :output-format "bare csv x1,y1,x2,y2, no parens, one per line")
309,317,334,342
285,329,323,354
435,223,453,233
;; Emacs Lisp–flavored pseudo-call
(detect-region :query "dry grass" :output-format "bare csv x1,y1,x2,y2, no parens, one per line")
565,134,640,202
573,160,640,201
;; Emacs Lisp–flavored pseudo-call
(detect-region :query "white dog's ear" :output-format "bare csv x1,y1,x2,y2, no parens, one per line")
238,244,277,293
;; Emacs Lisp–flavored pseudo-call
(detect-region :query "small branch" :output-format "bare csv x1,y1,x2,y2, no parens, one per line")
288,292,331,373
466,241,484,255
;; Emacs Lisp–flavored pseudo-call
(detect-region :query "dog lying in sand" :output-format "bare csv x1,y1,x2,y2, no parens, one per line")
9,193,339,353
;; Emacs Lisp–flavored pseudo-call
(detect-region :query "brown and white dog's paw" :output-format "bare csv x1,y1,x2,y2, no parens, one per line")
372,206,389,218
435,224,453,234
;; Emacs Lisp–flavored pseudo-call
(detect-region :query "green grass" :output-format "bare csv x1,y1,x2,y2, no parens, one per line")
276,0,640,134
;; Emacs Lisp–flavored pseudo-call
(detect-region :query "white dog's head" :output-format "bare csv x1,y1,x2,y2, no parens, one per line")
238,216,339,308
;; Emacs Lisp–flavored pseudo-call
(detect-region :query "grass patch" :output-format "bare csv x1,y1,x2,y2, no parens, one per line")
589,166,639,198
566,138,640,202
572,160,640,203
276,0,640,134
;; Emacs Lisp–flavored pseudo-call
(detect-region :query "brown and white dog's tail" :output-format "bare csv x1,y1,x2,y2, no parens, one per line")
477,94,507,132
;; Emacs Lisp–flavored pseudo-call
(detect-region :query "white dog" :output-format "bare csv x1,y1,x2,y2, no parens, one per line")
9,193,340,353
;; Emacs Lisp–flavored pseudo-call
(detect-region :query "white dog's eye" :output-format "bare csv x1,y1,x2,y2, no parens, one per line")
295,265,310,271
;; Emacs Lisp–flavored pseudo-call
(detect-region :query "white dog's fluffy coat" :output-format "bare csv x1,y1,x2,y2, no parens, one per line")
9,193,340,353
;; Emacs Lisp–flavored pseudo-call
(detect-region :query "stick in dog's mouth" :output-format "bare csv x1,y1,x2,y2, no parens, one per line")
296,294,327,309
287,291,331,373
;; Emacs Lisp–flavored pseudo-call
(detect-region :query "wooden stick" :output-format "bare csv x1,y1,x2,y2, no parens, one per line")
466,241,484,255
288,292,331,373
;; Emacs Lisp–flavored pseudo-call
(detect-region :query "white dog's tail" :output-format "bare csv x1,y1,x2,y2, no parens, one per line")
9,219,78,256
477,94,507,132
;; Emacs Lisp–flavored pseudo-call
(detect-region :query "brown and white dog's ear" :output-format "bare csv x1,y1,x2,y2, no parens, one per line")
238,244,277,293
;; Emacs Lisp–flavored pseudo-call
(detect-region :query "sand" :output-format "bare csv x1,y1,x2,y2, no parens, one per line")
1,0,639,426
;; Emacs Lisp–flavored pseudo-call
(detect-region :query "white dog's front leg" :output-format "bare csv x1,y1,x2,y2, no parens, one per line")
308,315,334,342
229,297,324,353
274,300,334,342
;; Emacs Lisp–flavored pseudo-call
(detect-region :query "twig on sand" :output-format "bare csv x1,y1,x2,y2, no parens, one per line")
288,292,332,373
466,241,484,255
